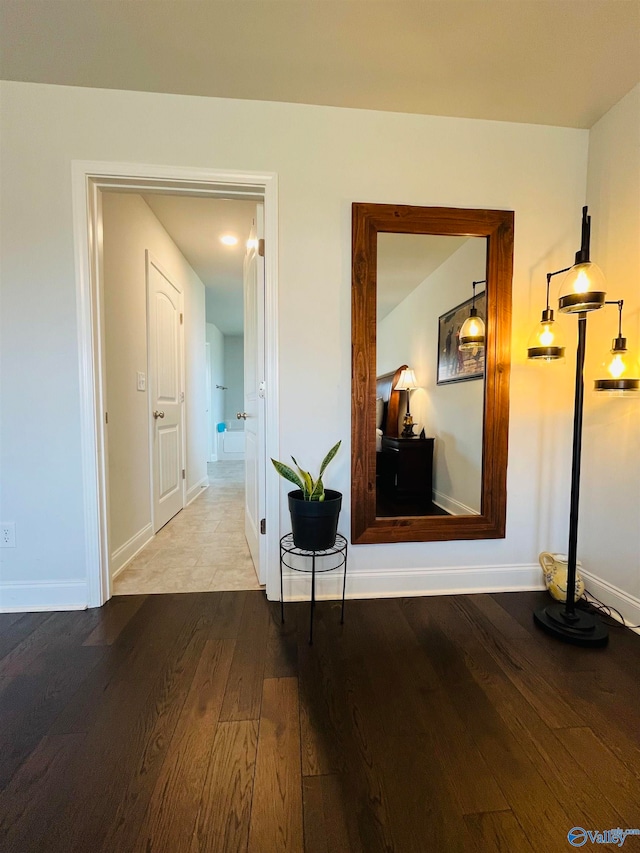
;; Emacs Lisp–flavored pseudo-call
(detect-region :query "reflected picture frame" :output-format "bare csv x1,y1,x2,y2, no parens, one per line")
437,291,486,384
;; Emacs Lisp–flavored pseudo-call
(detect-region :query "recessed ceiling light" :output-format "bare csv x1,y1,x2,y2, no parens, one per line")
220,235,238,246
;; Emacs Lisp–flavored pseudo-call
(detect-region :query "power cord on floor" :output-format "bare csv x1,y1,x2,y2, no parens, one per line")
578,588,640,630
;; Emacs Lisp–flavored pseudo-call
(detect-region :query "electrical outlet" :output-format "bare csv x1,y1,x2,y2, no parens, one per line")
1,523,16,548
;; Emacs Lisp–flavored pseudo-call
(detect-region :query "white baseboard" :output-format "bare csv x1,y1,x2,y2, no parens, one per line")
280,563,545,602
581,568,640,635
432,490,480,516
0,580,88,612
186,476,209,506
110,523,154,580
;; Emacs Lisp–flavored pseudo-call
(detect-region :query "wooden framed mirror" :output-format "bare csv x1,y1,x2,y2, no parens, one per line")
351,203,514,544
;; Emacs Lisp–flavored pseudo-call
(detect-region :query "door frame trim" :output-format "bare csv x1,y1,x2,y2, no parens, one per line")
72,161,280,606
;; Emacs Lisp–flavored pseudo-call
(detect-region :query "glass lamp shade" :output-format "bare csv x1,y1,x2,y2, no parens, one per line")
395,368,418,391
527,312,565,361
459,312,486,351
558,262,606,313
594,339,640,393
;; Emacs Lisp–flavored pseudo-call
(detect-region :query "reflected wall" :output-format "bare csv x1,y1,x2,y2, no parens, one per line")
377,236,486,516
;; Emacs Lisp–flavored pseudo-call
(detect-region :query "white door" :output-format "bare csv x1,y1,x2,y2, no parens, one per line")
205,342,212,461
147,254,184,531
243,205,266,581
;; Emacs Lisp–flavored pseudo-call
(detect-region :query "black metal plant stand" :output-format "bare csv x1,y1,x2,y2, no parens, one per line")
279,533,348,644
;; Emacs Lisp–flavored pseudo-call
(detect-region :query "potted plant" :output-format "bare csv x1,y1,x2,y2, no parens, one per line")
271,441,342,550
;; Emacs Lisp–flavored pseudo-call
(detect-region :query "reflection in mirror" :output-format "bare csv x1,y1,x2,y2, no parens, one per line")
351,203,513,544
376,234,487,518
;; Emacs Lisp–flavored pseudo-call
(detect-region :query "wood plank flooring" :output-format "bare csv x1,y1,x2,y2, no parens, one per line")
0,590,639,852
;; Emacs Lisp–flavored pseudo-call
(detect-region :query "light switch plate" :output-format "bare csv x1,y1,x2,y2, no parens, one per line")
137,372,146,391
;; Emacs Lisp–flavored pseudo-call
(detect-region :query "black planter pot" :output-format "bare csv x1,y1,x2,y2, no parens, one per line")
288,489,342,551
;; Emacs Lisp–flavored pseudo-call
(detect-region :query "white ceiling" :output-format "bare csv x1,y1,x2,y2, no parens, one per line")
377,234,471,321
5,2,637,334
1,1,639,129
144,195,475,330
141,194,256,335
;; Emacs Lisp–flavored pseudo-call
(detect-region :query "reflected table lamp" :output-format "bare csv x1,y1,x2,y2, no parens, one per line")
396,368,418,438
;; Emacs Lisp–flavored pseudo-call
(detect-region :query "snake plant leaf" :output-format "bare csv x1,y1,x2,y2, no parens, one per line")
318,440,341,479
272,441,340,501
310,477,325,501
291,456,313,497
271,459,305,492
311,477,325,501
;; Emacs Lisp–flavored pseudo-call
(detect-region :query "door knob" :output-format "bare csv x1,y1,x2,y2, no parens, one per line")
236,412,248,420
153,410,165,419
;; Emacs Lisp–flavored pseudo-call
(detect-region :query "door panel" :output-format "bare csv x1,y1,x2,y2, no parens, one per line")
148,255,184,531
243,205,266,581
155,293,179,400
158,425,180,499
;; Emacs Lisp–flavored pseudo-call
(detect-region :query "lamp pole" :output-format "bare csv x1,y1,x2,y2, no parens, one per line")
565,312,586,619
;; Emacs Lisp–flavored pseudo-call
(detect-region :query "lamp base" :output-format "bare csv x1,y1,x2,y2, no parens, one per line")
401,412,415,438
533,602,608,647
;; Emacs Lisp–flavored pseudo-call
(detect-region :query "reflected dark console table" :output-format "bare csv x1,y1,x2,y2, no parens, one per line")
279,533,348,644
380,436,434,500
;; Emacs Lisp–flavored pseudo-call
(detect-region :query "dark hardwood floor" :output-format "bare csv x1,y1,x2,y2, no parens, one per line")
1,590,639,852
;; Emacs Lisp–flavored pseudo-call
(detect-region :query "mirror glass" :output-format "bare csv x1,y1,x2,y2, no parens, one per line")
351,203,513,544
376,233,486,518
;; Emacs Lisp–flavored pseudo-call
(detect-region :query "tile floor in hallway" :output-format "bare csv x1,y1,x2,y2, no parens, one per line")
113,461,262,595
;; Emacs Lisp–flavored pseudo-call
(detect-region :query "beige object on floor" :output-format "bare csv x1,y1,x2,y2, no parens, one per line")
539,551,585,603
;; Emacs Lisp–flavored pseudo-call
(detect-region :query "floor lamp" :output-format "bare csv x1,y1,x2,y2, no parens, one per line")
527,207,639,647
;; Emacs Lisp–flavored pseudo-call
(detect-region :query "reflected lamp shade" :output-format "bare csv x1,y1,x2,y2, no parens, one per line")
558,262,607,314
459,279,486,352
395,368,418,391
459,312,486,351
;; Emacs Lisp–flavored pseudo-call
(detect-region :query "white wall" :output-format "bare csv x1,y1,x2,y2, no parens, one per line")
378,238,486,514
0,80,591,609
223,335,244,430
206,322,225,458
579,84,640,626
101,192,207,576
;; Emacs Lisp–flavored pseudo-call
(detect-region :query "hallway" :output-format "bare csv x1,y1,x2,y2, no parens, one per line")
113,461,262,595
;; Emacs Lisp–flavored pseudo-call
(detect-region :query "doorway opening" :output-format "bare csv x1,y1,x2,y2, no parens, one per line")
106,192,262,593
72,163,279,607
